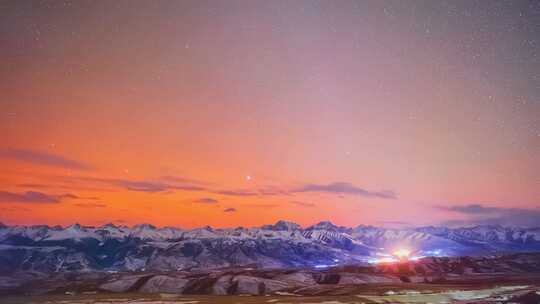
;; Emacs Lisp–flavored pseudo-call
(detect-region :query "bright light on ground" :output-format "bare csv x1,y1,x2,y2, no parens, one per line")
393,248,411,259
368,248,443,264
374,257,398,264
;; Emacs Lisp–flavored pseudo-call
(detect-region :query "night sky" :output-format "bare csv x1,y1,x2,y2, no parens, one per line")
1,0,539,228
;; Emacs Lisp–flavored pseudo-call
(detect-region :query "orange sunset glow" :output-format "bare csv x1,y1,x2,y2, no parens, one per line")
1,0,539,229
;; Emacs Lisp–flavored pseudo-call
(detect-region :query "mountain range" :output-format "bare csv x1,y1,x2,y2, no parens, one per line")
1,221,540,274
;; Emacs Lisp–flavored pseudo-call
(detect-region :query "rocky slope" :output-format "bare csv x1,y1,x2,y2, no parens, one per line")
1,253,539,296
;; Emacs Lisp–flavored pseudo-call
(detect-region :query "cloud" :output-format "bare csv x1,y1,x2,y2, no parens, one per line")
18,181,112,193
160,176,208,185
0,206,30,212
0,191,61,204
48,174,287,197
290,201,315,207
109,180,171,192
0,148,92,170
223,207,236,212
439,204,540,228
194,197,218,204
213,187,289,197
214,190,258,197
442,204,499,214
293,182,397,199
0,191,82,204
72,177,207,193
17,183,50,189
59,193,80,199
45,175,395,204
74,202,106,208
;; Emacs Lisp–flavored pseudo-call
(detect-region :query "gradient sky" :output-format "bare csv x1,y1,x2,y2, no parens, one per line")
1,0,539,228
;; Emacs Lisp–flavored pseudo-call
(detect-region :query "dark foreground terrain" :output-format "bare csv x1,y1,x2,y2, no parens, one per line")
1,253,540,303
0,285,539,304
1,284,540,304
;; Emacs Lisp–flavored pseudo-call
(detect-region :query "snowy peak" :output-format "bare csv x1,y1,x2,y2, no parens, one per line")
100,223,119,229
262,220,301,231
67,223,83,230
416,225,540,244
132,223,157,230
307,221,341,231
1,221,539,252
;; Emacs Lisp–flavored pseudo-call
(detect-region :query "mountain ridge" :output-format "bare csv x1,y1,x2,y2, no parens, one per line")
1,220,540,274
2,220,539,231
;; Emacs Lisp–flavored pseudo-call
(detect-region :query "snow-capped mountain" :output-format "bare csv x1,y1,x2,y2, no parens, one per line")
0,221,539,274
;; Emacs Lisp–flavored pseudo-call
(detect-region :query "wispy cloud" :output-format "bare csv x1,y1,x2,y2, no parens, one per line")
214,190,258,197
27,174,395,206
46,175,277,196
0,148,93,171
160,175,209,185
17,183,51,189
439,204,540,228
194,197,219,204
0,206,30,212
107,179,172,192
69,177,207,193
213,187,288,197
18,182,113,193
223,207,236,212
293,182,397,199
74,202,106,208
0,191,61,204
290,200,315,207
59,193,80,199
442,204,499,214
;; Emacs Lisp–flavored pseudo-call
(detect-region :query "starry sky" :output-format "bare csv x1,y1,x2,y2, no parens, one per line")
1,0,539,228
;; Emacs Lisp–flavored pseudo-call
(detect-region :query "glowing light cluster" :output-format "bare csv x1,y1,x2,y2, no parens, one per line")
368,247,446,264
369,257,399,264
393,248,411,259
